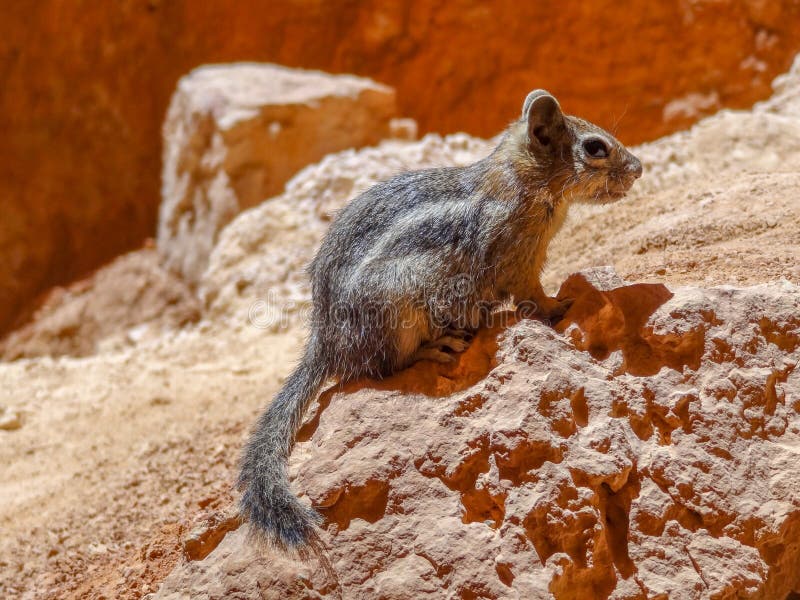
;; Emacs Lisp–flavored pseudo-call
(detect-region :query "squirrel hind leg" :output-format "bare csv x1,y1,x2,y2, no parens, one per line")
388,310,476,371
390,306,435,371
410,330,473,366
411,346,457,365
443,326,476,341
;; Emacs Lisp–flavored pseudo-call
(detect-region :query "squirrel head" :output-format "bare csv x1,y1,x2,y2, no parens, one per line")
520,90,642,204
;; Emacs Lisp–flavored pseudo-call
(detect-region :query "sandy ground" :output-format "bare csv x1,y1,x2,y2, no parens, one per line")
0,320,305,598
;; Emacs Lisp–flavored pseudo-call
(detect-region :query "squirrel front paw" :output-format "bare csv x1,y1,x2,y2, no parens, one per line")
517,296,573,322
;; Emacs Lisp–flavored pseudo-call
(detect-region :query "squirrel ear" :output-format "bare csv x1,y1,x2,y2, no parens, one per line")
522,90,552,119
523,90,566,149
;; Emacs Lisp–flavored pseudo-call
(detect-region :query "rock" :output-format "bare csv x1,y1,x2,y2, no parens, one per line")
388,118,418,141
0,247,200,360
0,407,21,431
153,268,800,598
157,63,396,283
5,2,800,337
182,510,240,562
757,54,800,116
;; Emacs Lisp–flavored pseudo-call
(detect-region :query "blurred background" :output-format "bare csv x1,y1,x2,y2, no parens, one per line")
2,0,800,336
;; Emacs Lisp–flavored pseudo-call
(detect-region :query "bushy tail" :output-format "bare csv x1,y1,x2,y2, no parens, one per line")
238,340,328,556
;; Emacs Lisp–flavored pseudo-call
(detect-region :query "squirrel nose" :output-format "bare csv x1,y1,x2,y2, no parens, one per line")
626,156,643,179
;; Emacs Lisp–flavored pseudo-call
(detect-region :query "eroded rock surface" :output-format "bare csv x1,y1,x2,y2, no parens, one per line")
158,63,396,282
153,268,800,599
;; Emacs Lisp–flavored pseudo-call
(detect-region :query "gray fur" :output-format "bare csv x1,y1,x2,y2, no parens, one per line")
238,90,642,554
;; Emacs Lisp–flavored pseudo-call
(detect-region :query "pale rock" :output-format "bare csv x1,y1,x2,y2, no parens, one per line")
158,63,397,283
0,248,200,360
756,54,800,116
153,269,800,599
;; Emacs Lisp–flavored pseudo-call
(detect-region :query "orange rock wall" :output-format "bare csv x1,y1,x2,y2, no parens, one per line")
2,0,800,332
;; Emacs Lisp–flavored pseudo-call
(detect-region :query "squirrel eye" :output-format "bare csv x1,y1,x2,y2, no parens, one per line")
583,138,609,159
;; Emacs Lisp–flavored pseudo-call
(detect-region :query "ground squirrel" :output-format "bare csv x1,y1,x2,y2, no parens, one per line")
239,90,642,554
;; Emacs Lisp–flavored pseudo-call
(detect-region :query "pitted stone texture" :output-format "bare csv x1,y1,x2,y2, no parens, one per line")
157,63,396,282
152,269,800,599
